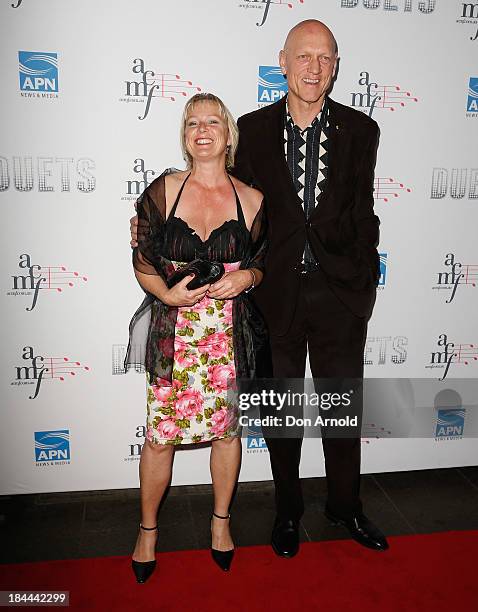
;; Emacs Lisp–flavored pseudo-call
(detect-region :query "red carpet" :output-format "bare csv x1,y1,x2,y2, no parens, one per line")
1,531,476,612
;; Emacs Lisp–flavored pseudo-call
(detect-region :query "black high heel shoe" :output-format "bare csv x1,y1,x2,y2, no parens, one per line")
211,512,234,572
131,524,158,583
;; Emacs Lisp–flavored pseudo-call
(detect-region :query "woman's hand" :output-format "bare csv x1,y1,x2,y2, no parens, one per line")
161,275,211,307
207,270,253,300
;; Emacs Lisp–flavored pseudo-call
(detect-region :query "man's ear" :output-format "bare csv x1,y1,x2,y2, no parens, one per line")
279,49,287,75
332,56,339,78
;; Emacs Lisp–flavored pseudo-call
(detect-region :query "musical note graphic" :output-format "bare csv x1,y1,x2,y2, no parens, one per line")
149,73,202,101
375,85,418,111
270,0,304,6
374,177,412,202
44,357,91,381
453,344,478,366
241,0,304,7
361,423,392,439
459,265,478,287
39,265,88,292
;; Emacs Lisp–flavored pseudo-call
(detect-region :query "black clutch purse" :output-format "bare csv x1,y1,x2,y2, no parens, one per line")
166,259,225,290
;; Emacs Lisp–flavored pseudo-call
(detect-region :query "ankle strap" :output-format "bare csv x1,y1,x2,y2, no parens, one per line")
140,523,158,531
212,512,230,520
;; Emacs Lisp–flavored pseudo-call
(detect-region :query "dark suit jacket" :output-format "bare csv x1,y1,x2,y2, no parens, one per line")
232,95,381,337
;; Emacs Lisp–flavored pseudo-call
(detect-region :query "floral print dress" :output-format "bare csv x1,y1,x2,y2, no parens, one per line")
144,173,251,445
146,262,240,445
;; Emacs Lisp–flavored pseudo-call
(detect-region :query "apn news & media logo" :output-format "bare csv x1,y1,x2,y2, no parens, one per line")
430,168,478,200
257,66,288,107
238,0,305,28
432,253,477,304
427,334,477,380
122,158,157,202
19,51,58,98
34,430,71,465
350,71,418,118
246,423,268,452
7,253,88,311
377,253,387,289
340,0,436,12
456,2,478,41
0,156,96,192
435,409,465,440
466,77,478,116
12,346,90,400
120,58,202,120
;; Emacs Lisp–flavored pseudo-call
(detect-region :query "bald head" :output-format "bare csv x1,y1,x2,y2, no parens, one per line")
284,20,338,56
279,19,338,114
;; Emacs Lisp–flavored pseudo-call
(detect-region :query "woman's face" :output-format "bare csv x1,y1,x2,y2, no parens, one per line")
184,101,230,164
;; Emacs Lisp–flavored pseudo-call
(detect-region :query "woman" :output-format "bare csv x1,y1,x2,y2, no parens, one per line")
125,93,268,583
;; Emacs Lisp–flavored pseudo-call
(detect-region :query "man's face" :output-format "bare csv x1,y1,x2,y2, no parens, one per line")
279,26,337,106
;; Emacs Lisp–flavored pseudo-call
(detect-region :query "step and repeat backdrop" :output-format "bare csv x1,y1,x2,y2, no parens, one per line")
1,0,477,494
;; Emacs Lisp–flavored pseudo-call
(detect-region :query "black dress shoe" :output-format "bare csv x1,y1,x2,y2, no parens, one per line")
131,524,158,583
211,512,235,571
271,518,300,558
325,511,389,551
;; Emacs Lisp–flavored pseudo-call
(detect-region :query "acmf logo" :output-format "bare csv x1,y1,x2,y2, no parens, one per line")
120,58,202,120
13,346,90,400
8,253,88,311
350,71,418,117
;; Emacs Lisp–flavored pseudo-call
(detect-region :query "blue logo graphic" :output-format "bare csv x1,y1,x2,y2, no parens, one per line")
379,253,387,286
34,429,70,462
19,51,58,92
435,409,465,438
467,77,478,112
258,66,287,105
246,424,267,450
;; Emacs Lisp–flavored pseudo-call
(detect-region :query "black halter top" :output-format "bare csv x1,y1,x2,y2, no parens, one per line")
162,173,250,263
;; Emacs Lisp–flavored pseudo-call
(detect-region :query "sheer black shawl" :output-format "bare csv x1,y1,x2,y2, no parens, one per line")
125,169,269,383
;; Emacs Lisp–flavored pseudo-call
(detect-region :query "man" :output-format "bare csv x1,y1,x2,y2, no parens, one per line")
131,19,388,557
232,19,388,557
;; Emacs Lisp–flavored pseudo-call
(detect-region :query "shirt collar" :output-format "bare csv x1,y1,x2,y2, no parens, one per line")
285,95,322,132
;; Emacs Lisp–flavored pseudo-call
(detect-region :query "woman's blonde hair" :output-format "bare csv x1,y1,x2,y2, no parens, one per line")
180,93,239,170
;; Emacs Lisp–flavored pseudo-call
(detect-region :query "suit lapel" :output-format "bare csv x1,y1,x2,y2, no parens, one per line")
308,98,352,221
326,98,352,185
263,98,305,217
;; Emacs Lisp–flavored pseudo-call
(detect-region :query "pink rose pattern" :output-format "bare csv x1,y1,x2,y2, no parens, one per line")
145,261,241,445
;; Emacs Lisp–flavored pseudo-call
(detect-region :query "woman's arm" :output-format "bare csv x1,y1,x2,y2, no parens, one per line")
135,268,210,307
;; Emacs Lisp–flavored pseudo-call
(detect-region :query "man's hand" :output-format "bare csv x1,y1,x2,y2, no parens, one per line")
130,213,139,248
207,270,253,300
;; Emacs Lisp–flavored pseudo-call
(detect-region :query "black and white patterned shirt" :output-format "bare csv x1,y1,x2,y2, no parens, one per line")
284,96,330,267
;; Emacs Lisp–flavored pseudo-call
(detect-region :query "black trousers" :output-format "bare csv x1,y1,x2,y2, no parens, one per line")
265,269,367,521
